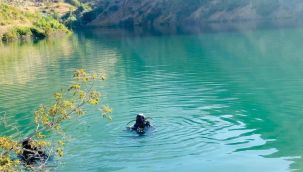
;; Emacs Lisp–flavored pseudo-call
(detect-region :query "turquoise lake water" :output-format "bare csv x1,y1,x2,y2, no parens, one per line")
1,27,303,171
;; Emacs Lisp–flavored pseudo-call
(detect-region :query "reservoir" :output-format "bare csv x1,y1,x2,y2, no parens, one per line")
1,26,303,171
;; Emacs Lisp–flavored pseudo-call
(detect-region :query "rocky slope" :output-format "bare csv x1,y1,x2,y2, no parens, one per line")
79,0,303,28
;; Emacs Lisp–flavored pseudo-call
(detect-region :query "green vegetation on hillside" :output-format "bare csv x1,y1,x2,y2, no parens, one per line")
0,3,70,42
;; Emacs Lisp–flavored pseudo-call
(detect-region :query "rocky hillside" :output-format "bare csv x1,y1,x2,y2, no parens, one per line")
79,0,303,28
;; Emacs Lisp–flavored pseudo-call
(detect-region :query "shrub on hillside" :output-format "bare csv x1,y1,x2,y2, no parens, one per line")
34,16,69,35
2,26,32,41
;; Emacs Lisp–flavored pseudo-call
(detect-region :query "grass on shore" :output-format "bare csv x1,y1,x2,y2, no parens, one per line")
0,3,70,42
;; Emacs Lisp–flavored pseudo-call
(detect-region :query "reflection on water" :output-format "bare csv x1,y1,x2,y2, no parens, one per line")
1,26,303,171
0,39,73,85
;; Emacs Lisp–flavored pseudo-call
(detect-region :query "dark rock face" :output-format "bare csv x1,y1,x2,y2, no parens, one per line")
81,0,303,29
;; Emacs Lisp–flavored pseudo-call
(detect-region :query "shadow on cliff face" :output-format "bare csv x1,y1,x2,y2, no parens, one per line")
78,0,303,32
76,18,303,39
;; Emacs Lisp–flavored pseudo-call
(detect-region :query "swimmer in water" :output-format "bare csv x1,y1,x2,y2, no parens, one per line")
130,113,151,134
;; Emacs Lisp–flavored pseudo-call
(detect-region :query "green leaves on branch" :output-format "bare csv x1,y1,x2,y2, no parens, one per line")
34,69,111,133
101,105,112,120
0,137,22,171
0,155,20,172
73,69,106,82
0,137,21,153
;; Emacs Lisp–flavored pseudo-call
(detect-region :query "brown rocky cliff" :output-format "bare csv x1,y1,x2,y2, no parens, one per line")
82,0,303,28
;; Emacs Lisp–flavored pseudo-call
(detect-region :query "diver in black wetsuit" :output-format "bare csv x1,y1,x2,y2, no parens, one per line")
131,113,151,134
21,138,48,165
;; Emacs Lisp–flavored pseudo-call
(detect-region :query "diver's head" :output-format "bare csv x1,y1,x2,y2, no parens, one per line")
22,138,32,147
136,113,145,125
136,113,145,119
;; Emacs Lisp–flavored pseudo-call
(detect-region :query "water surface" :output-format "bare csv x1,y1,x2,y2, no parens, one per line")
1,27,303,171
